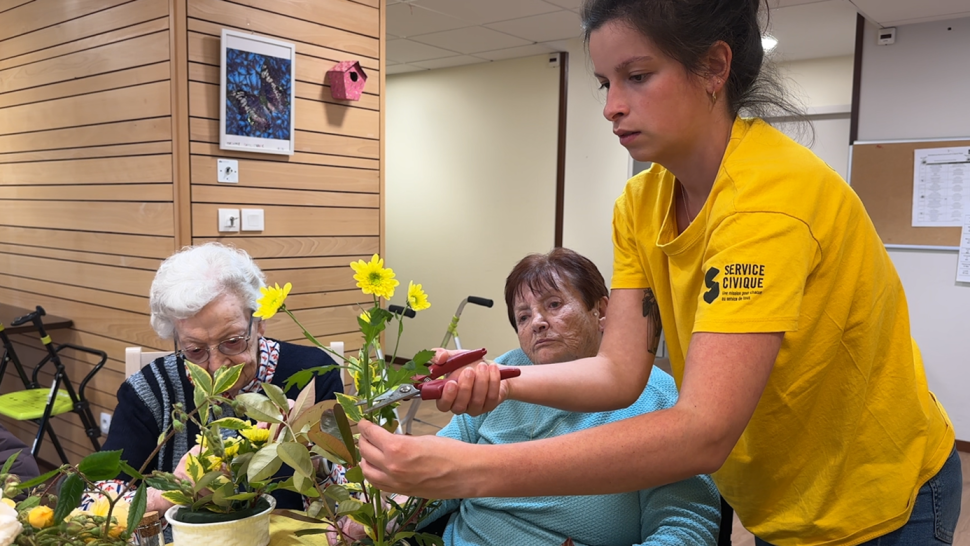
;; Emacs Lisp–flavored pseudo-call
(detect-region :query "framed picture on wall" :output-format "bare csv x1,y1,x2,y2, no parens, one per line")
219,29,296,155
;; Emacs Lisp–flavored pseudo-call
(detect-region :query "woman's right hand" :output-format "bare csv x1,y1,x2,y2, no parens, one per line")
432,349,510,416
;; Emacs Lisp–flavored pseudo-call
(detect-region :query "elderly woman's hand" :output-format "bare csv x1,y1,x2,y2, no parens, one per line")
432,349,509,416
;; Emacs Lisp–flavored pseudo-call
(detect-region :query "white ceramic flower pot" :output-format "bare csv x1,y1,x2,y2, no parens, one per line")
164,495,276,546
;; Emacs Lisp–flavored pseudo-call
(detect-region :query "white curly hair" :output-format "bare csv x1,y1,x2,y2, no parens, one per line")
149,242,265,339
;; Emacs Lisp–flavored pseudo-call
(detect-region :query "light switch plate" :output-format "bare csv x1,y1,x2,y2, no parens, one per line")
217,158,239,183
218,208,240,232
241,208,265,231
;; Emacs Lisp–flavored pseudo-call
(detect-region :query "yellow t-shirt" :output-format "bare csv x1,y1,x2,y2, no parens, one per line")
611,117,954,546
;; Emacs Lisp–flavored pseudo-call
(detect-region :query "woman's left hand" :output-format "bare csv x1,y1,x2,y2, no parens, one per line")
357,420,479,499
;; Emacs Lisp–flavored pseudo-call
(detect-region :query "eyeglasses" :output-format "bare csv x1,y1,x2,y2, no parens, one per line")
176,314,255,364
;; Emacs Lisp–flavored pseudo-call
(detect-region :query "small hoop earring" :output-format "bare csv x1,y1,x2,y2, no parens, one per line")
711,89,717,105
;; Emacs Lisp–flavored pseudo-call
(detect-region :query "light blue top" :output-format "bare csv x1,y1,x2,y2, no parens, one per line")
421,348,721,546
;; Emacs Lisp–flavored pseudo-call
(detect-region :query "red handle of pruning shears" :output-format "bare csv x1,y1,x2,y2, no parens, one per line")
414,347,488,382
416,368,522,400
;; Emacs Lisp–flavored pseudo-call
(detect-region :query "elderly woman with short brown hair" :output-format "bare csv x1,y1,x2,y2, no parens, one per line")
415,248,720,546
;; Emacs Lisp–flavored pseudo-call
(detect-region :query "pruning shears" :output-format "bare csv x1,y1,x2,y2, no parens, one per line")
359,348,520,413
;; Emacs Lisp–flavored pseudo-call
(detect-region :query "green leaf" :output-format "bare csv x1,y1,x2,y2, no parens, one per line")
194,389,208,415
344,465,364,484
262,382,290,414
294,529,329,537
336,498,364,516
333,404,358,466
209,417,250,431
212,363,245,395
193,470,224,494
224,492,257,501
283,368,315,391
323,484,352,503
277,442,313,480
412,349,435,367
235,393,283,424
17,468,61,490
53,473,84,524
118,461,143,480
0,450,19,475
336,392,364,423
127,483,147,533
77,450,122,481
144,476,181,491
247,443,283,483
302,330,327,349
185,360,214,396
16,495,39,512
307,428,352,465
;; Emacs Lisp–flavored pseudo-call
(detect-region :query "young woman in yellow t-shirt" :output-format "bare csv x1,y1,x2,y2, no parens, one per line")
355,1,962,545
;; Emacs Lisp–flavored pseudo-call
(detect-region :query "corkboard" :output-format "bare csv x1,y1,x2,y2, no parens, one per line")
850,140,970,247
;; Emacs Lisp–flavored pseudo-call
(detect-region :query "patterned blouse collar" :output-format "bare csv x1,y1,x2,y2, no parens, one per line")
236,337,280,394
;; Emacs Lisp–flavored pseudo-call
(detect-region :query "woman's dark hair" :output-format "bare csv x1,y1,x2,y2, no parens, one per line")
504,248,609,331
581,0,804,120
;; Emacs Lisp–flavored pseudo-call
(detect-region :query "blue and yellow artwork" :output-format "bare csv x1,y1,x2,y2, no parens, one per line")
225,48,292,140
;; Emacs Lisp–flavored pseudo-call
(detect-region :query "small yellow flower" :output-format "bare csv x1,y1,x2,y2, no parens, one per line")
240,427,270,445
350,255,399,299
0,498,13,508
27,505,54,529
207,455,224,468
254,282,292,320
224,441,240,459
407,281,431,311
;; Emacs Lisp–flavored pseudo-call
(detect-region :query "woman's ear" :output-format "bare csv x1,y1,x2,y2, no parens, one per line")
596,296,609,332
256,317,267,337
705,40,733,96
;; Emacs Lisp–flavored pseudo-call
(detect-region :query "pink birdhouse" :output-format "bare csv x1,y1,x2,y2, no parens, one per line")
328,61,367,101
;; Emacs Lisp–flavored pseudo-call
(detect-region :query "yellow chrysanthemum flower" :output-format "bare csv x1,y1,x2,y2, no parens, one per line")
240,427,270,445
350,255,399,299
254,282,292,320
27,506,54,529
407,281,431,311
224,441,240,459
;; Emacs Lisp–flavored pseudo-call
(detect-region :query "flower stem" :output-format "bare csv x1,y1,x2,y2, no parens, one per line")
282,307,351,365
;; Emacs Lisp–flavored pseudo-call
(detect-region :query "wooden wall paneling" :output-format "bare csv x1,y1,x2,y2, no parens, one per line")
189,118,380,159
0,31,170,94
192,236,380,259
261,267,358,295
187,0,378,58
0,0,168,62
263,305,361,341
0,201,174,235
0,0,34,15
0,118,172,154
0,0,132,42
190,155,378,192
172,0,192,249
0,17,169,71
0,81,172,134
193,186,379,209
223,0,379,38
0,244,159,271
0,143,173,165
187,81,379,140
0,253,156,297
0,226,173,259
379,0,385,261
0,272,150,316
0,184,171,202
186,18,379,72
0,155,172,185
283,290,368,311
0,286,165,351
349,0,379,9
0,62,171,109
191,204,379,238
257,256,369,270
190,140,379,170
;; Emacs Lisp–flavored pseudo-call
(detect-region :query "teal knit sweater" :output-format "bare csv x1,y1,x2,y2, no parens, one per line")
420,349,721,546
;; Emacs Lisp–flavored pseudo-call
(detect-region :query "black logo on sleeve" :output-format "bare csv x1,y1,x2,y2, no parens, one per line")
703,267,720,303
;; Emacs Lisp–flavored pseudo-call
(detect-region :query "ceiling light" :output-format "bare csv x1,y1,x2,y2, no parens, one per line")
762,35,778,51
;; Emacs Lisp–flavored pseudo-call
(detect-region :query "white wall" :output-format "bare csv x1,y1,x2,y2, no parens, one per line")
857,17,970,441
385,55,560,358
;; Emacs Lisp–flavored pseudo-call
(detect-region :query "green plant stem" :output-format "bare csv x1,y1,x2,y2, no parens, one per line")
389,308,406,366
282,306,351,365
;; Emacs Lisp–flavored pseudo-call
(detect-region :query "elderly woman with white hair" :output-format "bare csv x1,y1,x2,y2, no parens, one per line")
101,242,342,511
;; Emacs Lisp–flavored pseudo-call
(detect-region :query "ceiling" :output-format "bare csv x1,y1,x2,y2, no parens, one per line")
385,0,970,75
